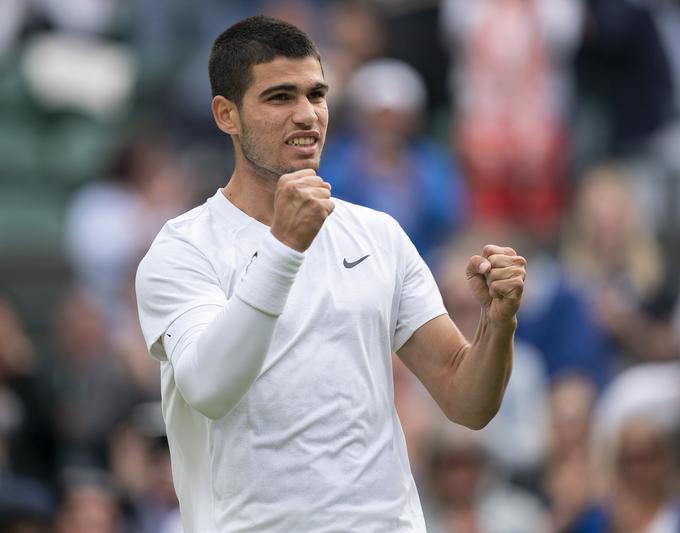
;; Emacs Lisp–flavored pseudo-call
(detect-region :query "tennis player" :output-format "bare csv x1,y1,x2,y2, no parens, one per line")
136,15,526,533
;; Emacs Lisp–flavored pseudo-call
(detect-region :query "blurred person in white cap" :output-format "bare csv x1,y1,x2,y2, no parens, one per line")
585,417,680,533
320,57,466,259
136,15,527,533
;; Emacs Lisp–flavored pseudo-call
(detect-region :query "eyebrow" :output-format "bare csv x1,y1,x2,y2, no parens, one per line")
259,82,329,99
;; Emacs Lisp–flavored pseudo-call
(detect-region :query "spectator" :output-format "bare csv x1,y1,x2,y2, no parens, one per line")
586,418,680,532
583,359,680,531
579,0,680,238
0,296,56,485
592,361,680,466
320,58,466,258
0,298,57,530
0,475,54,533
583,0,675,155
543,374,600,532
65,133,196,323
376,0,450,114
53,468,122,533
423,422,549,533
108,403,179,533
561,164,666,365
319,0,387,115
440,0,583,240
46,289,136,469
513,235,611,388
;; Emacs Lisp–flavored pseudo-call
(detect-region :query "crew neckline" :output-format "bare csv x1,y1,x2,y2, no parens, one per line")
208,188,269,230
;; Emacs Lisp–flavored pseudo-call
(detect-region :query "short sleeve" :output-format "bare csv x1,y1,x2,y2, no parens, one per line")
135,232,227,361
391,220,447,351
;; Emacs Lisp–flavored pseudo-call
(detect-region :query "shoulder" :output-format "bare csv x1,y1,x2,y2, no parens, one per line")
331,198,401,235
140,204,210,262
136,200,227,294
162,202,214,241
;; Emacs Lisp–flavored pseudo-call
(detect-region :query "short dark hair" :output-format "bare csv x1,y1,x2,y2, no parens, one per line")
209,15,321,106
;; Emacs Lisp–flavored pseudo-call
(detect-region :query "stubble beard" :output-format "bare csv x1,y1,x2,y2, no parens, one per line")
239,124,320,181
241,142,286,181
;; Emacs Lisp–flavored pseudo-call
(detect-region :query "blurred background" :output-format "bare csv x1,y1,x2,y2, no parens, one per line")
1,0,680,531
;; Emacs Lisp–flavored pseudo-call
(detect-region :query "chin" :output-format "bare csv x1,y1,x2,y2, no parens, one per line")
288,159,320,172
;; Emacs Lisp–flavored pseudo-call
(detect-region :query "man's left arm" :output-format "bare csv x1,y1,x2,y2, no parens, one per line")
397,245,526,430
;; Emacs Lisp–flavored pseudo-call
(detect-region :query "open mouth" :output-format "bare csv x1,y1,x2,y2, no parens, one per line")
285,136,317,147
284,135,319,157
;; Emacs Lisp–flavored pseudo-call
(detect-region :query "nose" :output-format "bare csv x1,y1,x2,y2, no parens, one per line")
292,96,317,128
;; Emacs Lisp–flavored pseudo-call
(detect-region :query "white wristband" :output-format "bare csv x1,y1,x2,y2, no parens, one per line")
235,231,305,316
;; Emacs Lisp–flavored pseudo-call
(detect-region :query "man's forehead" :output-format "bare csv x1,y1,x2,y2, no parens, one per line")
250,56,325,89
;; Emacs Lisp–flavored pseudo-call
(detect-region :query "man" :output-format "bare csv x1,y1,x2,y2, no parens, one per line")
136,15,526,533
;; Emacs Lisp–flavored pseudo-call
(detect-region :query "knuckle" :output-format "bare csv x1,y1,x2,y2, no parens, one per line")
279,172,295,184
311,199,326,215
511,279,524,294
280,179,297,194
482,244,495,256
488,254,505,267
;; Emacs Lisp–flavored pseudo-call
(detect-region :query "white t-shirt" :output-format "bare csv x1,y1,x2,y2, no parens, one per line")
136,190,446,532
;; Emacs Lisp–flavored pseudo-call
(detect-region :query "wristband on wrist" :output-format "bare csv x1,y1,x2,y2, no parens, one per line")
234,231,305,316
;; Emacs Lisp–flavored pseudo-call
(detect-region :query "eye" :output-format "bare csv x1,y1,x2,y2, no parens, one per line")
309,90,326,102
269,93,292,102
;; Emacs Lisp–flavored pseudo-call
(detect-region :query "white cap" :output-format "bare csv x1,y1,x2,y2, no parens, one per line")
345,58,427,113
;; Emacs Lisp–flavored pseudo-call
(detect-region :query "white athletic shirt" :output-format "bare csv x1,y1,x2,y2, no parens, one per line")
135,190,446,532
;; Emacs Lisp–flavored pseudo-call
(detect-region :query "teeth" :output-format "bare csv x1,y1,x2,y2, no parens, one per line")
287,137,316,146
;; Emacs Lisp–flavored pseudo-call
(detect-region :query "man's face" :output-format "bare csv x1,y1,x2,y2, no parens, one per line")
235,56,329,178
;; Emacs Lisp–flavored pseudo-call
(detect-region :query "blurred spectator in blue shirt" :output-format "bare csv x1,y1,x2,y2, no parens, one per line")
516,248,611,390
320,58,466,259
560,165,667,368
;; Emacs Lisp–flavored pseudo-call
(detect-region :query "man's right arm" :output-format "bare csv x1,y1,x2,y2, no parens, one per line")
136,170,333,420
165,232,304,420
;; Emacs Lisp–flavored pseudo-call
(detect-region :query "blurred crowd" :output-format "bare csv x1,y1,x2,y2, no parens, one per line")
1,0,680,532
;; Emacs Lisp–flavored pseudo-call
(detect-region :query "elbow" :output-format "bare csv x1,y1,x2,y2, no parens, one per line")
460,412,495,431
192,396,233,421
444,402,501,431
177,381,232,421
175,370,240,421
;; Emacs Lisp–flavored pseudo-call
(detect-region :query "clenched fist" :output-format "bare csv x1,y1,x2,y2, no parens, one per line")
271,169,335,252
466,245,527,324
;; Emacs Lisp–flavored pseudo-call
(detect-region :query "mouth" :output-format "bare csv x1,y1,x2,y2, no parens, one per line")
284,134,320,156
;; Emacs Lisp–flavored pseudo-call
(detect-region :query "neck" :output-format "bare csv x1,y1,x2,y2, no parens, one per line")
223,161,278,226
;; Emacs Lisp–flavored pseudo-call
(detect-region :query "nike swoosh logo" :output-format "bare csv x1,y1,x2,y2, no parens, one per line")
343,254,370,269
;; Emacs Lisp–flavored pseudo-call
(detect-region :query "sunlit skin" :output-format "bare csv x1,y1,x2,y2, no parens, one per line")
211,56,330,228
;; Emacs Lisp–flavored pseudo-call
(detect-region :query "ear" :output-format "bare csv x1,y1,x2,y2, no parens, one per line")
211,95,240,135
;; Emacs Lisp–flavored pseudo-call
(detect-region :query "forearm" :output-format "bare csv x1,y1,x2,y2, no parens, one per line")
445,311,516,429
170,232,304,420
171,298,277,419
